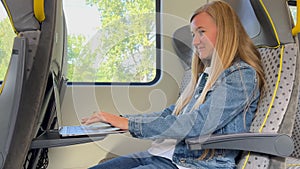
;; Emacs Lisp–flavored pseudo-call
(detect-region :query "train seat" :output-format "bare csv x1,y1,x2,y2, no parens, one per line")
234,1,299,168
173,0,300,168
0,0,67,168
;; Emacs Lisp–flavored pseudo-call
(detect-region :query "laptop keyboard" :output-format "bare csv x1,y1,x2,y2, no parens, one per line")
59,123,122,137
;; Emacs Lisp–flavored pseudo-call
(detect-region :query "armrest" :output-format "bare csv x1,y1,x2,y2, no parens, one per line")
185,133,294,157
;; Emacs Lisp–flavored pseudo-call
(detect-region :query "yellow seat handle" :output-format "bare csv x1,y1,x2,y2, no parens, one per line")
34,0,45,22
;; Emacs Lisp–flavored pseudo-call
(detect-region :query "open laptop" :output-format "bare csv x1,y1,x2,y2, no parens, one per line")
52,78,124,138
58,122,125,137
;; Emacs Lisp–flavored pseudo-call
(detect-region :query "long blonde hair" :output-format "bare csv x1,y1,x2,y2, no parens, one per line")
173,1,265,115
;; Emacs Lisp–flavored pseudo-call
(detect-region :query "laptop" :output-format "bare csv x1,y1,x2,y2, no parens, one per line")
52,74,124,138
58,122,125,137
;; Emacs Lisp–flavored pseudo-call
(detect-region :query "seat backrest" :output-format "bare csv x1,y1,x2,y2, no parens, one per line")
227,0,299,168
172,0,300,168
0,37,26,169
172,25,193,94
289,37,300,164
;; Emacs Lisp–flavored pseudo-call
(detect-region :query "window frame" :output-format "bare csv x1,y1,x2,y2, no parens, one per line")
66,0,161,86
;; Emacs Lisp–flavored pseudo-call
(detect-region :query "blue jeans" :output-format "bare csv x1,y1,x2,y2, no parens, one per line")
89,151,179,169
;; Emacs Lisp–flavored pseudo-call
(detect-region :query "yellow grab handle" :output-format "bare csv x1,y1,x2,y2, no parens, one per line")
34,0,45,22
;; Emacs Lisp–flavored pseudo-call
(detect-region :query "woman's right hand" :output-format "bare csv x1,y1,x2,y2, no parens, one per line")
81,112,107,125
81,111,129,130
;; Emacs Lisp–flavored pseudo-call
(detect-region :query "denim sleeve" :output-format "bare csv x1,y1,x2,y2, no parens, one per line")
121,104,175,118
128,67,259,140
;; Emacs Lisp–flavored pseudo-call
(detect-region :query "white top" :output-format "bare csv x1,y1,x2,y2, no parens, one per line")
148,139,190,169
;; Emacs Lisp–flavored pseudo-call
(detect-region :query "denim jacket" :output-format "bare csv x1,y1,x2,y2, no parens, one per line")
127,60,260,169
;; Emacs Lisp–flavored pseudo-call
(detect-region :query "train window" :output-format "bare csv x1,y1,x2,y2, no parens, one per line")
0,5,15,83
288,0,297,24
63,0,160,85
289,6,297,24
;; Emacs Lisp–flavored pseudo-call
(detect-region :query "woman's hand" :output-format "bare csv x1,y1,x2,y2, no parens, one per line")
81,112,129,130
81,112,106,125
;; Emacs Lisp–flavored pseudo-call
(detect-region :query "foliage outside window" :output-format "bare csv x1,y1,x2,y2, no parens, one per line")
64,0,158,84
0,6,15,82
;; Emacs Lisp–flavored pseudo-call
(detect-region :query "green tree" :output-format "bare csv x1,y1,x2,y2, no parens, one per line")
0,18,15,81
67,34,88,81
68,0,156,83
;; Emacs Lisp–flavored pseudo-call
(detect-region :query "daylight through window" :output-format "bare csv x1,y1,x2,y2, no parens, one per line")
63,0,159,84
0,5,15,83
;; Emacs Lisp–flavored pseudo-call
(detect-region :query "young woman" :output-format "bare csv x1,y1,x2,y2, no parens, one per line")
82,1,265,168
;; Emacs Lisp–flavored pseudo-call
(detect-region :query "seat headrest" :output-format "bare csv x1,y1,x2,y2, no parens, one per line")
172,25,193,70
1,0,44,33
226,0,295,47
